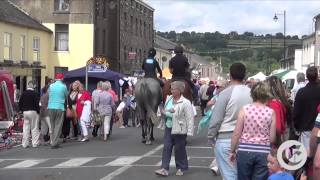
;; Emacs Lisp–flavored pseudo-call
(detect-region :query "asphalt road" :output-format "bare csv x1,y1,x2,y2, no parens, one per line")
0,115,222,180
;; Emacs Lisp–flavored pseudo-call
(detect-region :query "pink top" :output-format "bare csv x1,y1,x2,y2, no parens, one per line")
238,104,273,153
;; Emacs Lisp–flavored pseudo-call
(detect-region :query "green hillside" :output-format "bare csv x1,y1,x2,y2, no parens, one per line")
157,31,302,76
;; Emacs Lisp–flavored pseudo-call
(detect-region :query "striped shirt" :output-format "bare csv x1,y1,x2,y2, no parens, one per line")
238,104,273,153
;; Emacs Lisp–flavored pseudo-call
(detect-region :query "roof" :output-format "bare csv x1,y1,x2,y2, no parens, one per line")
137,0,154,11
154,35,177,50
0,0,52,33
190,54,211,66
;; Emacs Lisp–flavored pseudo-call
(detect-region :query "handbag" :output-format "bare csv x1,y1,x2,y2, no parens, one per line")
66,108,74,118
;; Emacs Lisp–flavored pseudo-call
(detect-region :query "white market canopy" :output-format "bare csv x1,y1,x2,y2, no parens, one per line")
248,72,267,81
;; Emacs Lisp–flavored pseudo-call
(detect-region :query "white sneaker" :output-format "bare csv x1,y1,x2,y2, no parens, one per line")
119,126,125,128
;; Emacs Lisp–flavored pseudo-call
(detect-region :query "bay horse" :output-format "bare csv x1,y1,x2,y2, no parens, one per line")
134,78,162,145
163,68,194,103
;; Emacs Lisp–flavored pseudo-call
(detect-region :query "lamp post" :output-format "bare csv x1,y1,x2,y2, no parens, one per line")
273,10,286,68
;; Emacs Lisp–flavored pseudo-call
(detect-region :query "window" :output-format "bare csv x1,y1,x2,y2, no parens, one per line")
54,0,70,12
102,29,106,53
124,46,127,61
143,21,146,38
103,0,106,18
3,33,12,60
130,15,133,33
20,35,26,61
124,12,127,31
33,37,40,61
55,24,69,51
136,18,138,35
54,66,68,75
140,19,142,37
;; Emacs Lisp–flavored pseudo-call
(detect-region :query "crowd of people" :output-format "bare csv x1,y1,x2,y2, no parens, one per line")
17,73,140,149
196,63,320,180
12,44,320,179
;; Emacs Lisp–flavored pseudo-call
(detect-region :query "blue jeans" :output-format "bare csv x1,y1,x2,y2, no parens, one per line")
236,151,268,180
215,139,237,180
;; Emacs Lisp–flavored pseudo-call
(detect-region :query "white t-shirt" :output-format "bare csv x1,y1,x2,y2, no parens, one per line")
116,102,126,112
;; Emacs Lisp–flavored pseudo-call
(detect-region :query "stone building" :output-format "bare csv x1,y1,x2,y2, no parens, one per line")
10,0,154,75
116,0,154,74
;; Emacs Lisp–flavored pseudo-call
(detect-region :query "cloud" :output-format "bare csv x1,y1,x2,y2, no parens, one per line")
148,0,320,36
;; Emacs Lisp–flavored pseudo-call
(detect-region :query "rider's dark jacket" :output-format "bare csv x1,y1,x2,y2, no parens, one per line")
169,54,190,80
142,57,162,78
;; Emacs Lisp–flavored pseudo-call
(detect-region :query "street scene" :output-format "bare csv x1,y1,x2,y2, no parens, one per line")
1,0,320,180
0,118,221,180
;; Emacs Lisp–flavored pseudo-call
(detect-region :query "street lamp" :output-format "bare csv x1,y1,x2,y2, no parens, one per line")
273,11,286,65
273,10,286,67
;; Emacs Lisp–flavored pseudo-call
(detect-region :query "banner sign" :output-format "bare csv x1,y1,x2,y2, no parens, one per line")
128,52,136,60
87,64,107,72
86,55,110,72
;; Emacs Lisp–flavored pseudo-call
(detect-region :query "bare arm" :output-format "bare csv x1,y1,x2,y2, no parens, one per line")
230,108,245,153
270,111,277,145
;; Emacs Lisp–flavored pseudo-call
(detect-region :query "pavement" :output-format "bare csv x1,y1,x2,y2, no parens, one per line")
0,115,222,180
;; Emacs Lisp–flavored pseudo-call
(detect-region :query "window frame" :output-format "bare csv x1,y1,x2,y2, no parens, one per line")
33,37,40,62
3,32,12,60
54,0,70,12
55,24,69,51
20,35,26,61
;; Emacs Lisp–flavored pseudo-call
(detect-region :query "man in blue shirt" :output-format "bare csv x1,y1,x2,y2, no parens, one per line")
48,73,68,149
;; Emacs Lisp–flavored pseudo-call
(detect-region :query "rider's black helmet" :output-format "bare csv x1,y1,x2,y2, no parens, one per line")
148,48,156,57
174,45,183,54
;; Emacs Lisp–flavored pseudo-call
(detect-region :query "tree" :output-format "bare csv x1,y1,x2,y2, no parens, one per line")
228,31,239,39
292,35,299,40
167,31,177,41
243,31,254,37
265,34,272,38
275,32,284,39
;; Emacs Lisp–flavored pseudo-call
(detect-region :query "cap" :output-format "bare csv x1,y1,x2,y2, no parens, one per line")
55,73,64,80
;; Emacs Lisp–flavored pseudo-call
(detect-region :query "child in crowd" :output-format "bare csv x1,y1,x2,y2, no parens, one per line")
267,149,294,180
116,96,127,128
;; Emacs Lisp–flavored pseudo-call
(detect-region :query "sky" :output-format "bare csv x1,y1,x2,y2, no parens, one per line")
147,0,320,37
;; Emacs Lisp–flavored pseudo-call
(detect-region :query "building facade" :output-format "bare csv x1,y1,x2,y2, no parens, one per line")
0,0,52,92
11,0,154,76
314,14,320,67
154,35,217,80
117,0,154,74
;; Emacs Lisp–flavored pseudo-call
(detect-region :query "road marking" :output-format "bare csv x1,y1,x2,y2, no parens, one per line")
156,156,190,166
5,159,45,169
186,146,211,149
100,144,163,180
106,156,141,166
55,158,94,167
0,156,117,161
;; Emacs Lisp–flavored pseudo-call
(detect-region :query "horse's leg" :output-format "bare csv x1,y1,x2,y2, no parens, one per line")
141,119,146,143
150,122,154,141
145,118,152,145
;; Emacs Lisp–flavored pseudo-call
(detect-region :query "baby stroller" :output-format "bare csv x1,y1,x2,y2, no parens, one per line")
0,78,23,150
0,113,23,149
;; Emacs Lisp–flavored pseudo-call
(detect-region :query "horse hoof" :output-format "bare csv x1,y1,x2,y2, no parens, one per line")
150,137,155,141
146,141,152,145
141,139,146,143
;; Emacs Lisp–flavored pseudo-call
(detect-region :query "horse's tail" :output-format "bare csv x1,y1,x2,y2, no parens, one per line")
141,80,158,124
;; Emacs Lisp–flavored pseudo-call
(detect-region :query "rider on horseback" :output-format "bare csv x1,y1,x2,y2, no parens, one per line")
169,46,195,97
142,48,163,87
